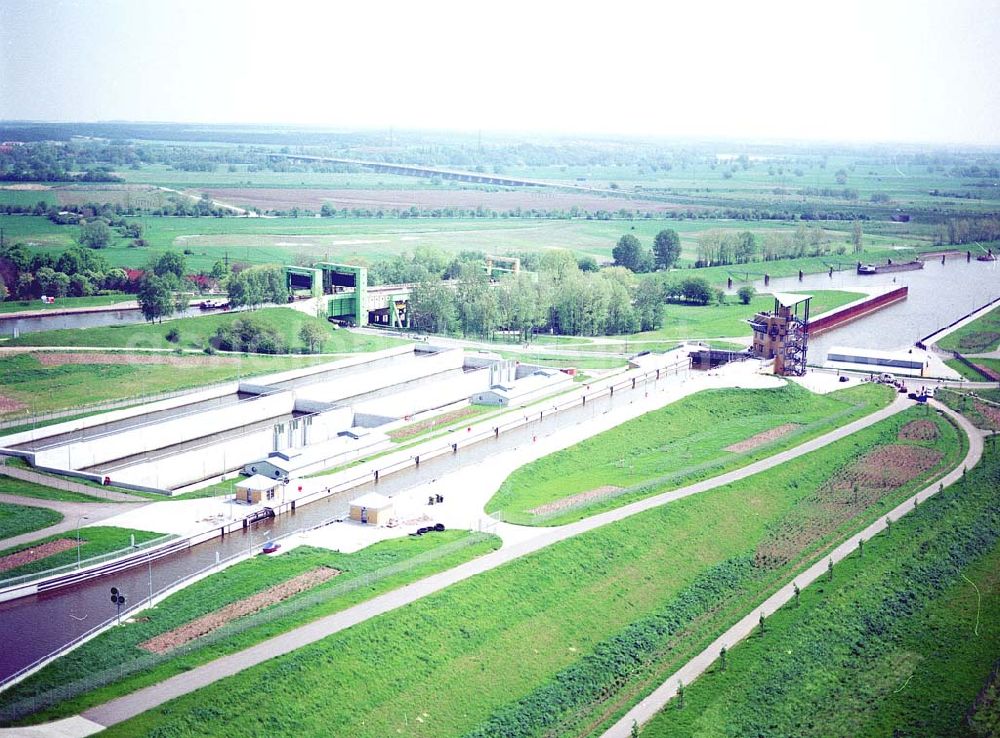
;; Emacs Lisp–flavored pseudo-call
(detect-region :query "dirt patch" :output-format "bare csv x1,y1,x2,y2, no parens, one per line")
975,402,1000,427
0,394,27,414
898,419,939,441
35,352,235,368
754,444,943,569
725,423,799,453
204,187,687,214
0,539,76,573
139,566,340,654
529,486,622,516
388,406,481,442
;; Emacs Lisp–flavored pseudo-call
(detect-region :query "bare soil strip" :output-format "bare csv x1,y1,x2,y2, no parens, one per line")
388,406,481,441
976,402,1000,425
0,539,76,573
530,486,622,516
35,352,235,368
724,423,799,453
898,419,940,440
0,395,27,414
755,444,943,568
139,567,341,654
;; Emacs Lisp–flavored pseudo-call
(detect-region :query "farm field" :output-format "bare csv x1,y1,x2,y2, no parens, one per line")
4,531,501,724
4,306,403,353
639,444,1000,738
95,407,963,738
0,213,930,282
487,382,894,525
0,348,348,418
0,526,164,579
937,303,1000,353
0,502,61,541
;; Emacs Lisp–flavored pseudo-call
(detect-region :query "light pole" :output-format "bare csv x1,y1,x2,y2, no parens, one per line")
76,515,89,568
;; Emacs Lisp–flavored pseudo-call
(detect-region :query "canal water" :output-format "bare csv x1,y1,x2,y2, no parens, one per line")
0,368,675,682
754,257,999,360
0,304,211,337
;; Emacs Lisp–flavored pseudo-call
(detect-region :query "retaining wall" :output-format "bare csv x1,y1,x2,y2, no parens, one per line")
808,286,908,335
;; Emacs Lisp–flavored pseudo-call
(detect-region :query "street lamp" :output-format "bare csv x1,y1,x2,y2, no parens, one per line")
76,515,89,568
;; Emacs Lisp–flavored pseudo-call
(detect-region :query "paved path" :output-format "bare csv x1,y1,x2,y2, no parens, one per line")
600,400,984,737
79,395,913,729
0,493,139,551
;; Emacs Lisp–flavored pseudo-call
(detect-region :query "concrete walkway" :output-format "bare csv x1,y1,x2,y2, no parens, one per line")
76,394,914,730
600,400,985,737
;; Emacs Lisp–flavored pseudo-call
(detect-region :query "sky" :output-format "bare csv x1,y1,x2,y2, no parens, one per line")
2,0,999,145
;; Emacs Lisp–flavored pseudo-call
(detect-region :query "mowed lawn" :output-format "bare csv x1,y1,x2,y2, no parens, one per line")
487,382,894,525
641,445,1000,738
0,295,134,315
637,289,865,340
0,350,331,416
0,526,165,579
100,408,963,738
937,303,1000,353
5,307,406,353
0,502,61,541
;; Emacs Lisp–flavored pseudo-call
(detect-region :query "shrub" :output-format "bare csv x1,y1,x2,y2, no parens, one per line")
165,327,180,343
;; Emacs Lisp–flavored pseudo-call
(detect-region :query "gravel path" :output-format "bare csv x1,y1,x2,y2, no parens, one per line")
78,395,914,730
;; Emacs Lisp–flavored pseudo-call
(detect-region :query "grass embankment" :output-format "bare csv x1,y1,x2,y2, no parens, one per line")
0,295,134,315
0,527,164,579
487,382,894,525
946,357,1000,382
0,348,373,417
494,351,626,370
937,387,1000,431
937,304,1000,354
96,407,962,738
0,471,109,503
641,443,1000,738
6,531,501,724
0,502,61,541
5,306,405,353
637,289,864,341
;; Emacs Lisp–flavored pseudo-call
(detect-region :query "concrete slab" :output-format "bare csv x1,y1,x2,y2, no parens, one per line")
0,716,104,737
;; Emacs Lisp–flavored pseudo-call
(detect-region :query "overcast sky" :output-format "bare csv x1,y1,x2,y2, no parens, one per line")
2,0,999,145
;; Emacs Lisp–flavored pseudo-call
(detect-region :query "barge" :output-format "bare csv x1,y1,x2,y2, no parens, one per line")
857,259,924,275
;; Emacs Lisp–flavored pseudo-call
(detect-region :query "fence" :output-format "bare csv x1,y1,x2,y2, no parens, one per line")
0,530,494,720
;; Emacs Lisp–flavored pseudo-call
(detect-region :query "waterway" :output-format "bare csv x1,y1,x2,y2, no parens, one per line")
754,257,999,360
0,368,677,682
0,305,213,337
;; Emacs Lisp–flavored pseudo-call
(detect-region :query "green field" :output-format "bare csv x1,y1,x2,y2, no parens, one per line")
640,445,1000,738
946,357,1000,382
637,289,864,341
0,471,110,503
0,295,133,315
936,304,1000,354
6,531,501,724
487,382,894,525
0,349,356,417
4,306,405,353
96,407,962,738
0,502,61,541
0,526,165,579
936,388,1000,431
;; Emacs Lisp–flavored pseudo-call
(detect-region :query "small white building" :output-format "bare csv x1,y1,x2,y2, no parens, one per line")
470,369,573,407
234,474,284,505
349,492,394,525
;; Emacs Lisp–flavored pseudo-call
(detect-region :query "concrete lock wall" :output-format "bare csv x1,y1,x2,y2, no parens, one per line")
111,425,276,490
0,382,239,448
353,367,491,419
295,348,465,405
34,391,296,471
